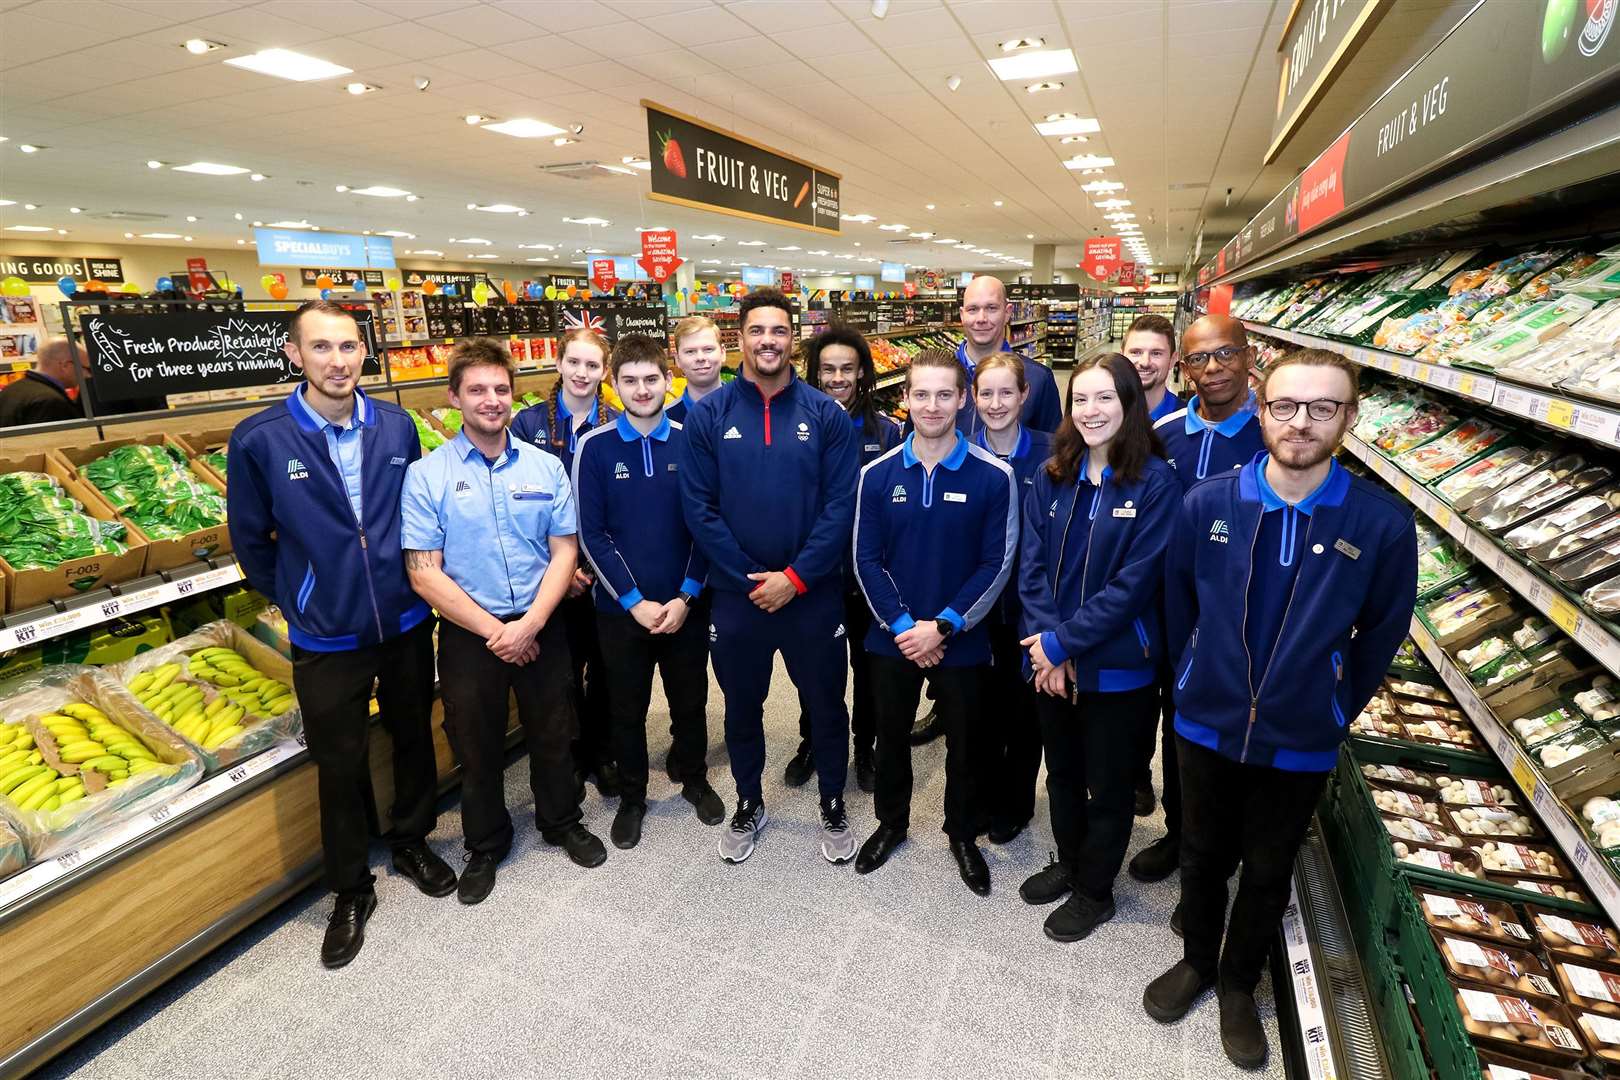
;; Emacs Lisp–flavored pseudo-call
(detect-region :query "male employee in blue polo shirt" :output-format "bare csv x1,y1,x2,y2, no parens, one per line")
228,300,455,968
574,334,725,850
956,275,1062,436
1122,313,1182,425
1143,347,1416,1070
680,287,861,866
1131,314,1268,891
401,338,606,905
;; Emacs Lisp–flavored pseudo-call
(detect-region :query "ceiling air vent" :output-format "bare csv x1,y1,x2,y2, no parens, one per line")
535,160,621,182
88,210,170,222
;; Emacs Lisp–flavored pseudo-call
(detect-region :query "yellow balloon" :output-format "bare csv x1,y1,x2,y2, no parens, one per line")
0,276,28,297
260,274,278,291
387,277,402,292
120,282,140,294
544,285,557,300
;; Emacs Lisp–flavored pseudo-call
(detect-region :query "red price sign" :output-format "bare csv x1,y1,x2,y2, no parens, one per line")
638,229,683,283
591,259,618,294
1118,261,1137,286
1082,238,1121,281
186,257,212,294
903,281,917,298
780,270,795,293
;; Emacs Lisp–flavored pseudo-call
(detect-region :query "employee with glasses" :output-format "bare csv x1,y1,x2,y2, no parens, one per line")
1129,315,1268,907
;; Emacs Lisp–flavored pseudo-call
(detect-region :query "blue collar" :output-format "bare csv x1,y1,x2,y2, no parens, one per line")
955,338,1013,374
287,384,373,434
1248,453,1345,515
556,395,599,427
973,424,1031,461
1077,451,1114,486
30,369,67,392
1184,391,1258,437
616,413,670,442
901,430,969,471
734,370,797,403
453,428,517,466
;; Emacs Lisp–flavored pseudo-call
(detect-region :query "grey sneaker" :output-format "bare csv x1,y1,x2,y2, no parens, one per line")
820,796,856,864
719,799,767,864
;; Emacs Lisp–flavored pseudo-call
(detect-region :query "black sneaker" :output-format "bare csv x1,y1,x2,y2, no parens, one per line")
542,823,607,868
1219,985,1268,1069
1143,961,1214,1023
681,778,726,826
1128,835,1180,883
783,743,815,788
854,749,876,794
908,706,943,745
611,801,646,850
1019,854,1073,905
1043,891,1115,942
457,851,499,905
593,761,622,799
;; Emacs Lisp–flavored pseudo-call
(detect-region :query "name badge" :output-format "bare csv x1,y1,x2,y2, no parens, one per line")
1112,507,1137,518
942,492,967,503
512,483,553,502
1334,538,1362,560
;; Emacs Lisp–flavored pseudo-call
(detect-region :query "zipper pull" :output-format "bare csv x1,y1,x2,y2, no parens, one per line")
358,527,368,550
1248,698,1257,726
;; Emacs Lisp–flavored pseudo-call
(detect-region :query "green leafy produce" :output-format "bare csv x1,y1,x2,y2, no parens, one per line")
411,412,444,451
0,471,125,570
201,450,227,476
431,408,463,434
79,443,227,540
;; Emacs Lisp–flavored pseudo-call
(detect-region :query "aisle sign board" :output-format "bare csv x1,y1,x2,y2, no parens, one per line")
1118,262,1137,286
299,268,385,288
638,228,682,283
780,271,796,293
81,308,380,403
255,228,395,269
0,254,124,283
741,266,774,287
880,261,906,283
1083,238,1122,280
556,303,667,341
185,258,212,294
854,274,876,292
643,100,841,234
402,269,488,293
1268,0,1391,163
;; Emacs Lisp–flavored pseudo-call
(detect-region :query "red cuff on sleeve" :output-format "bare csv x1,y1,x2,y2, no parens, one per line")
782,566,808,595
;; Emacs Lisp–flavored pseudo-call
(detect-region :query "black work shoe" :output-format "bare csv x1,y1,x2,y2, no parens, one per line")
783,742,815,788
681,778,726,826
458,852,499,905
593,761,622,799
611,801,646,850
951,839,991,896
543,823,608,868
1019,854,1073,905
321,890,377,969
854,749,876,794
909,706,943,745
1044,891,1115,942
1171,903,1184,938
1219,985,1268,1070
1128,835,1180,883
392,843,457,897
1134,784,1156,817
1143,961,1215,1023
855,823,906,874
987,818,1027,845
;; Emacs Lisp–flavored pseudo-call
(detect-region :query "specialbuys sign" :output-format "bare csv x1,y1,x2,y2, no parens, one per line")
255,228,395,269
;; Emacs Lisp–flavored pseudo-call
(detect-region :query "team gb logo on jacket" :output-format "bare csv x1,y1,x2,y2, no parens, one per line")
797,421,810,442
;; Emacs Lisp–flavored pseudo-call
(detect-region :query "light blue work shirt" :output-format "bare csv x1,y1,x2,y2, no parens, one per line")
400,430,577,619
288,383,366,522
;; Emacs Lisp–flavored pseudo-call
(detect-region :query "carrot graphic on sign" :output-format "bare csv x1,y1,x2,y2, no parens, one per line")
793,181,809,208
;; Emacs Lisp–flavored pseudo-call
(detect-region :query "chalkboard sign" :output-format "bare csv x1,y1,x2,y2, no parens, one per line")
555,303,668,342
81,309,380,403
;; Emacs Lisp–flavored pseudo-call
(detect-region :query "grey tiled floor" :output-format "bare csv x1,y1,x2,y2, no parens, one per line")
44,660,1288,1080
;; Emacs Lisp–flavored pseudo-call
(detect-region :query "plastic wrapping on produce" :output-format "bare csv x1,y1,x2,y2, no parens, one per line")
0,665,202,859
0,818,24,882
107,619,302,774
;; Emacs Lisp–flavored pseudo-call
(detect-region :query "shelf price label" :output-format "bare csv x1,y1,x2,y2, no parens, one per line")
1546,399,1576,430
1457,374,1477,397
1509,754,1540,801
1548,595,1582,636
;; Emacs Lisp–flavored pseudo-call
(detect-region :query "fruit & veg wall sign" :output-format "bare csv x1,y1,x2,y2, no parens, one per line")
643,101,841,234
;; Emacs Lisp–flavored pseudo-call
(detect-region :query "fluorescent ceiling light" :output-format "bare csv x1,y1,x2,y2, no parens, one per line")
250,173,266,182
563,216,611,226
701,259,722,264
5,224,54,232
955,244,974,250
1060,135,1089,145
449,237,492,245
778,245,801,251
483,117,565,138
634,226,670,232
807,249,830,256
375,229,416,238
224,48,352,82
1105,212,1136,220
1035,116,1100,136
1096,199,1132,209
583,247,606,254
620,156,651,170
17,144,44,153
265,220,313,229
0,200,13,207
692,233,725,240
909,231,933,239
988,49,1077,81
737,240,767,246
1081,180,1125,193
596,164,637,175
878,224,908,232
518,242,556,250
410,249,444,256
1063,155,1115,170
350,185,411,198
932,237,960,245
840,213,876,223
469,203,527,214
552,137,577,146
173,161,249,175
467,253,499,259
138,231,184,238
525,257,552,263
1025,234,1035,240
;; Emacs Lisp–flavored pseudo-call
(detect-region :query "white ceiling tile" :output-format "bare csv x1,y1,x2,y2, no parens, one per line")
950,1,1060,35
431,48,535,79
1,11,122,64
489,0,626,28
104,0,239,19
638,4,753,44
549,59,652,90
350,21,480,60
785,20,874,57
629,48,720,82
688,33,796,67
489,34,606,66
557,21,678,56
726,0,845,31
416,4,541,47
256,0,397,33
849,8,966,45
361,0,477,16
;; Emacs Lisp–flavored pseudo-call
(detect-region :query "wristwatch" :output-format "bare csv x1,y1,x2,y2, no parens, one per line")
677,591,697,606
934,618,956,639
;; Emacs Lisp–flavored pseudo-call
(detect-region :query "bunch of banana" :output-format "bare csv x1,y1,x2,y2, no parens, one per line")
0,703,170,811
127,647,292,752
0,721,67,811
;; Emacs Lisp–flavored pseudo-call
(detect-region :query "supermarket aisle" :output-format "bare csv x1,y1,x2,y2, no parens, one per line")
43,663,1284,1080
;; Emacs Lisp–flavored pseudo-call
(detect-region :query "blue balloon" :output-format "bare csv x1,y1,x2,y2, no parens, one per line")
351,277,367,294
527,282,542,299
320,288,332,301
57,276,77,296
444,283,458,297
155,276,173,292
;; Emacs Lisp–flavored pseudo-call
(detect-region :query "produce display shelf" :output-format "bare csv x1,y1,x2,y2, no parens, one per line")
875,366,910,389
1340,433,1620,678
1245,321,1620,449
0,558,245,653
1406,616,1620,928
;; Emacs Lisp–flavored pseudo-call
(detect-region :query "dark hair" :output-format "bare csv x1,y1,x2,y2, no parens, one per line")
610,333,670,378
737,286,793,330
448,337,515,392
1047,352,1163,485
1124,313,1175,353
288,299,357,344
905,347,968,392
805,324,880,437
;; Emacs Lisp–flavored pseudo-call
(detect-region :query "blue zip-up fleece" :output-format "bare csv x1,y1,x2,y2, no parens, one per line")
855,411,904,467
573,414,707,616
679,372,859,595
854,432,1017,667
227,388,430,651
974,425,1053,626
1154,392,1265,492
1165,452,1418,771
1018,454,1179,691
953,341,1063,435
510,395,618,475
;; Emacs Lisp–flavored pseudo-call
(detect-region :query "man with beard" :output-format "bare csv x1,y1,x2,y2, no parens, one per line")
1142,348,1415,1070
680,288,861,865
403,338,607,906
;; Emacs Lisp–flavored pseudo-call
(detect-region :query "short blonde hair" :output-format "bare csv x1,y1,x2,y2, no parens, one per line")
972,352,1026,392
672,315,719,348
1261,347,1359,399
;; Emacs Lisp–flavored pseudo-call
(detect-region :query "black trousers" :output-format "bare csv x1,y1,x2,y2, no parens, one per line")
1177,735,1329,992
797,588,876,757
561,592,613,772
292,617,438,896
1135,677,1182,839
871,655,983,840
596,603,710,804
1038,683,1157,900
439,616,581,852
983,620,1043,831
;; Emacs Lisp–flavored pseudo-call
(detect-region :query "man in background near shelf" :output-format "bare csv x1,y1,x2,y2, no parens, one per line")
402,338,607,905
679,287,861,866
228,300,455,969
665,315,726,425
1129,314,1268,897
0,338,86,426
1122,313,1182,424
1143,347,1416,1070
955,276,1062,437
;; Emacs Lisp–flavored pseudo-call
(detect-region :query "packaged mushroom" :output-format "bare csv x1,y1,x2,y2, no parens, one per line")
1387,678,1454,703
1415,887,1534,945
1508,881,1588,905
1405,719,1480,750
1512,705,1587,748
1453,986,1587,1065
1447,804,1546,840
1439,776,1521,808
1370,781,1446,822
1528,907,1620,964
1431,930,1560,1000
1461,636,1517,674
1352,711,1405,739
1573,1009,1620,1068
1362,762,1438,794
1512,616,1560,654
1396,838,1484,878
1384,813,1466,849
1583,796,1620,850
1395,699,1468,722
1474,652,1535,691
1575,676,1620,726
1552,960,1620,1018
1535,726,1606,769
1475,1048,1590,1080
1472,840,1574,881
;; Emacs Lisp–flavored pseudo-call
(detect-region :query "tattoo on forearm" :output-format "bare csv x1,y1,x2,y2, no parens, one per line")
404,549,436,571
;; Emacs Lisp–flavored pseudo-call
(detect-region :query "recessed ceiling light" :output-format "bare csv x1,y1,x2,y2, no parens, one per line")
1060,135,1089,145
68,206,83,214
620,156,652,170
405,194,418,201
583,247,606,254
517,242,556,250
738,240,767,246
184,235,194,241
871,0,889,16
878,224,908,232
701,258,722,265
924,203,936,210
410,249,444,256
955,243,974,250
468,203,527,214
234,212,243,220
336,184,349,192
344,82,379,95
376,229,416,238
1096,198,1132,209
173,161,250,175
1081,180,1125,193
250,173,266,181
17,144,44,153
692,233,725,240
1079,168,1104,175
265,220,313,229
932,237,960,245
1000,36,1044,52
1025,81,1063,93
854,242,861,247
807,249,831,256
552,136,577,146
993,200,1004,207
988,49,1077,81
4,224,54,232
224,48,352,82
139,232,183,239
908,231,933,239
778,245,801,251
350,185,412,198
1035,117,1100,136
839,213,876,223
483,117,565,138
563,215,611,226
1025,234,1035,239
1105,212,1136,220
123,231,133,238
464,114,495,126
237,239,246,245
449,237,493,245
1063,155,1115,170
0,200,13,207
182,38,225,54
146,160,165,169
185,214,199,222
467,253,499,259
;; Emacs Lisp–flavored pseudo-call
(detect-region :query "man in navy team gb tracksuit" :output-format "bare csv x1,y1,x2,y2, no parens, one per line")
227,299,455,969
1142,347,1416,1071
680,287,861,866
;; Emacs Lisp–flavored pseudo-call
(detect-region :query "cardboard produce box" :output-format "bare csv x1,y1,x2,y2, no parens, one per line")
0,452,147,614
170,427,235,487
55,436,231,574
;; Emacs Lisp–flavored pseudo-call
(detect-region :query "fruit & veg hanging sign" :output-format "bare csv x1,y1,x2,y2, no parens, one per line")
643,101,841,234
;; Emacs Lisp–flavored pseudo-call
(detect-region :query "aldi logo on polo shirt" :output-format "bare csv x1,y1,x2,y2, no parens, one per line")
614,461,630,480
454,480,472,495
890,484,907,503
723,426,742,440
286,458,308,481
1209,519,1230,544
390,455,406,466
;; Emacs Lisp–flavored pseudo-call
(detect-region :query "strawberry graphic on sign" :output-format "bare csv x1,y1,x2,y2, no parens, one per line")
638,229,683,284
591,259,618,294
657,130,687,179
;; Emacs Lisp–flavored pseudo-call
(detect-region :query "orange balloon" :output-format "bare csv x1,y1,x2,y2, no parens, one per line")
502,281,517,303
565,285,577,299
269,281,289,300
84,279,105,293
422,280,439,295
582,286,593,300
315,274,335,290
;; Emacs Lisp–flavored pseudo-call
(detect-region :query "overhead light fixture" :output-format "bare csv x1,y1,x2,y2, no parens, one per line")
778,245,802,251
1082,180,1126,193
596,163,637,176
234,212,243,220
517,242,556,250
878,224,908,232
924,203,936,210
482,117,566,138
17,144,44,154
464,114,494,125
563,215,611,226
909,231,934,239
224,48,352,82
945,75,962,92
344,82,379,95
467,253,499,259
146,160,165,169
5,224,54,232
375,229,415,238
468,203,527,214
583,247,606,254
1059,135,1089,145
701,258,721,265
620,156,651,170
348,185,412,198
932,237,960,245
954,243,974,250
1000,36,1045,51
807,249,831,256
0,200,13,207
1035,117,1100,136
250,173,266,181
737,240,767,246
692,233,725,240
1025,81,1063,93
335,184,349,192
1063,155,1115,170
138,231,184,239
1096,198,1132,209
184,235,194,242
993,200,1004,207
69,206,83,214
409,249,444,256
1026,233,1035,240
635,226,669,232
182,38,225,54
552,136,577,146
871,0,889,16
988,49,1077,81
1105,212,1136,220
840,213,876,223
265,220,313,229
172,161,250,175
449,237,493,245
405,194,418,201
